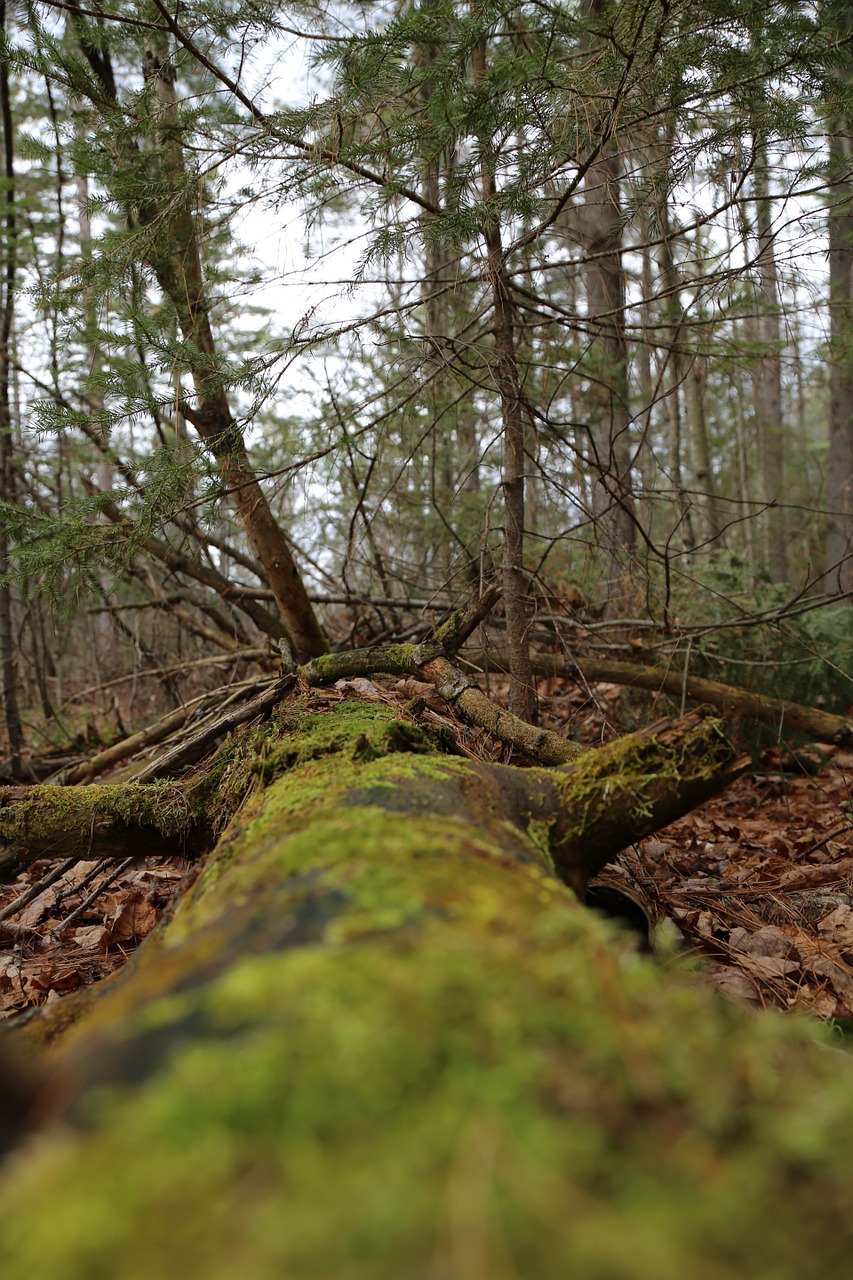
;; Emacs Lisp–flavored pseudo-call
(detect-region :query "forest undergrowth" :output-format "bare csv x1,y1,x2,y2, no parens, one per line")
2,671,851,1028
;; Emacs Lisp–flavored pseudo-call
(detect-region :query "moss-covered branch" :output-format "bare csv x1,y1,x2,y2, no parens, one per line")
302,644,586,762
0,782,195,877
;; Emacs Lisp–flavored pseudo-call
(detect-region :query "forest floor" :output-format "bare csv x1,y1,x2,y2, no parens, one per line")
1,675,851,1024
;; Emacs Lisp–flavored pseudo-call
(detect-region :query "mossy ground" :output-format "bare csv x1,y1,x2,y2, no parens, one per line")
2,700,853,1278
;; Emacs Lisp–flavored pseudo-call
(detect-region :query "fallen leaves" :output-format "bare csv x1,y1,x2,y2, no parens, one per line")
0,856,189,1018
621,745,853,1016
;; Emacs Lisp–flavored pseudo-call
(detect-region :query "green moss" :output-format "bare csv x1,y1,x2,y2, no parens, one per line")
0,781,193,856
552,717,732,842
5,703,853,1278
3,789,853,1278
526,814,557,871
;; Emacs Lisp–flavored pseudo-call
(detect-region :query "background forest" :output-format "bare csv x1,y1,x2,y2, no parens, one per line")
0,0,851,759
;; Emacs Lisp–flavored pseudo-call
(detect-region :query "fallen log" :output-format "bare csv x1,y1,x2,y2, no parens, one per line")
0,697,851,1280
0,782,194,879
466,651,853,747
0,697,736,887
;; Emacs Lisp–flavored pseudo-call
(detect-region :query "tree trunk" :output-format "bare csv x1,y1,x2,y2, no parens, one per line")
751,137,787,582
141,53,328,660
0,16,22,781
2,698,853,1278
579,0,635,602
471,31,535,722
685,356,723,547
69,31,328,660
827,127,853,595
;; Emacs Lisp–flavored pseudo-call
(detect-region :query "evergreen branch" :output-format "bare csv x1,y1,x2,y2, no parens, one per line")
147,0,440,216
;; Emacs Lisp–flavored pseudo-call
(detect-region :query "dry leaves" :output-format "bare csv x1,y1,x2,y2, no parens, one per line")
0,857,189,1018
619,744,853,1016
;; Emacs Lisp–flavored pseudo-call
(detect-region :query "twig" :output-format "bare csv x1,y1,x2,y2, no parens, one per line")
55,857,110,904
433,584,502,653
54,858,136,933
0,857,78,924
132,675,295,783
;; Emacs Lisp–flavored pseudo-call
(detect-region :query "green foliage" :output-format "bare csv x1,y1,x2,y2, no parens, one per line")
668,555,853,717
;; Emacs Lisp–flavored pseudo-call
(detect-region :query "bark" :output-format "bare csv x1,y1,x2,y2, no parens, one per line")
750,139,787,582
827,126,853,595
471,29,536,724
0,13,22,780
1,699,853,1279
684,357,723,546
579,0,635,596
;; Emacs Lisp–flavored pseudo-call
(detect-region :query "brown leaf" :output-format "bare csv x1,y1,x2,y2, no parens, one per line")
796,937,853,1004
24,964,80,996
104,893,158,945
817,904,853,955
333,678,383,698
72,924,109,952
743,926,799,960
18,887,61,930
711,968,763,1008
396,678,436,700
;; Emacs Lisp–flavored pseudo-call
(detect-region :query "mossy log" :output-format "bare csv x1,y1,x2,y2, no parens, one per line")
1,700,853,1277
0,700,739,891
0,783,196,879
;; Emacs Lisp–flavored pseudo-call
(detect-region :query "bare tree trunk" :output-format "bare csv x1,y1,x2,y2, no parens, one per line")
141,52,328,659
751,138,787,583
684,357,723,547
579,0,635,603
827,128,853,595
471,31,535,722
658,165,694,555
69,28,328,660
635,238,656,539
0,13,22,780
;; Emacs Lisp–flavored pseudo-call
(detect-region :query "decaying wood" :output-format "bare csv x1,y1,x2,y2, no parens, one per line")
0,698,850,1280
302,643,586,762
131,675,296,783
0,691,738,895
0,783,191,879
466,650,853,747
546,710,749,891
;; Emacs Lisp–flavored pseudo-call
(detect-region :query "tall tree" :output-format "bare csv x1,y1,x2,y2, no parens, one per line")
579,0,635,598
0,0,22,778
826,21,853,595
